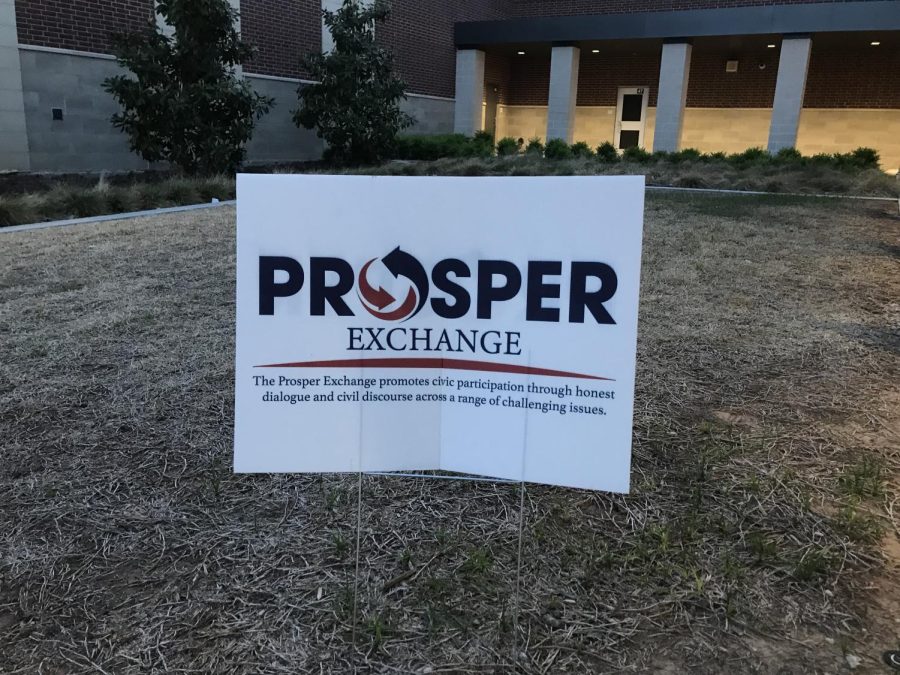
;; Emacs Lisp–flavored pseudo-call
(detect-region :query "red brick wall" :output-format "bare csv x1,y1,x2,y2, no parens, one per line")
485,51,512,104
15,0,154,53
805,45,900,108
241,0,321,78
377,0,509,98
505,42,898,110
686,49,778,107
508,0,862,18
578,52,662,106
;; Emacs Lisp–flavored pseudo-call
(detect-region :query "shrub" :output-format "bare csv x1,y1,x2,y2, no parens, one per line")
496,136,519,157
393,134,471,160
103,0,273,175
544,138,573,160
774,147,803,163
622,146,652,163
849,147,880,170
471,130,495,158
295,0,413,163
703,151,727,162
596,141,619,163
525,138,544,156
570,141,593,158
729,147,769,165
669,148,702,163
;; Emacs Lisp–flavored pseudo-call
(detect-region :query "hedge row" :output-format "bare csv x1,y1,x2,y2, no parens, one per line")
391,133,883,171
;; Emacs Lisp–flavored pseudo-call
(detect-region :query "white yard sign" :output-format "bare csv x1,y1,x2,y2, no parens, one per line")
234,175,644,492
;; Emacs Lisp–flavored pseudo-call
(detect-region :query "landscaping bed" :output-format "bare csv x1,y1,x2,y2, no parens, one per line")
1,142,897,228
1,193,898,672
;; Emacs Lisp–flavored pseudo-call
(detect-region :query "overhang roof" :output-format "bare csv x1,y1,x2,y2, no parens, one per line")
454,1,900,46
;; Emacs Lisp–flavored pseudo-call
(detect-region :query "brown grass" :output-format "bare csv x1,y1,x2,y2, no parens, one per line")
0,192,898,673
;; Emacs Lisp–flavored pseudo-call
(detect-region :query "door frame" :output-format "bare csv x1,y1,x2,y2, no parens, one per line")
614,86,650,150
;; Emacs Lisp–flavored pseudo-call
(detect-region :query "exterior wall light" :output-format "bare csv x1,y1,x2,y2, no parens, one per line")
767,44,776,48
517,50,525,55
591,49,600,53
870,41,881,46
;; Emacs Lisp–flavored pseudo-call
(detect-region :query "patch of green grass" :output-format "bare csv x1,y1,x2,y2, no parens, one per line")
791,547,834,582
330,531,350,559
460,547,493,577
747,531,778,563
834,505,884,543
838,458,884,499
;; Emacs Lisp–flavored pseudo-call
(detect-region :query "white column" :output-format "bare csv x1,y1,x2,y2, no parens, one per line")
453,48,485,135
0,0,30,170
767,36,812,153
654,41,692,152
546,45,580,143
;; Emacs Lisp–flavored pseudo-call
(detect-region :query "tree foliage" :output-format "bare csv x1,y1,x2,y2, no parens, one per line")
294,0,414,163
103,0,273,174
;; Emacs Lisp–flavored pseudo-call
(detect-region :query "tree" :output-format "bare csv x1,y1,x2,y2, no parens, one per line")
294,0,414,163
103,0,273,175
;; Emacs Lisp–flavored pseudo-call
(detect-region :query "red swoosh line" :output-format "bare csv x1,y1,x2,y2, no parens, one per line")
255,357,613,381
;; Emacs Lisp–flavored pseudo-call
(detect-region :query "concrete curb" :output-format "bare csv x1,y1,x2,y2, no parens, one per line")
646,184,899,204
0,200,236,234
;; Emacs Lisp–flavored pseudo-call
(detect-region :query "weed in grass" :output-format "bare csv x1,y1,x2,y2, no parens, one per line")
747,531,778,563
330,531,351,559
838,458,884,499
364,614,391,650
792,548,835,583
834,505,884,543
325,486,345,510
434,527,451,546
461,547,493,577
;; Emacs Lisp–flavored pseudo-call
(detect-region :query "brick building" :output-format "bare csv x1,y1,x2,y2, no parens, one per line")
1,0,898,172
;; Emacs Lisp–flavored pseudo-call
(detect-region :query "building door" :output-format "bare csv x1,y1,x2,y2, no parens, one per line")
614,86,649,149
484,84,499,137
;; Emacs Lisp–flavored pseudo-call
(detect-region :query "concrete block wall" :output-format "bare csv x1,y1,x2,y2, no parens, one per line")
243,75,323,164
402,95,455,135
18,48,146,171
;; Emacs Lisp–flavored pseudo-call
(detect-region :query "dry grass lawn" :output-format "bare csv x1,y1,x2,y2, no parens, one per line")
1,192,898,673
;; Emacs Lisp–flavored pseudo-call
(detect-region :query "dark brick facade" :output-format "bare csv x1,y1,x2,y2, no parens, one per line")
13,0,898,109
241,0,320,79
15,0,154,54
507,0,863,18
805,44,900,108
377,0,509,98
577,53,662,107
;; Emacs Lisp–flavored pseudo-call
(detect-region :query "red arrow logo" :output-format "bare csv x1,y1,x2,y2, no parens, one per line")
358,259,396,309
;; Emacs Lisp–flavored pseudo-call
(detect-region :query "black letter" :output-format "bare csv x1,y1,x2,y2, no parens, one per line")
477,261,522,319
310,257,354,316
259,256,304,316
569,262,618,324
526,261,561,322
431,259,471,319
